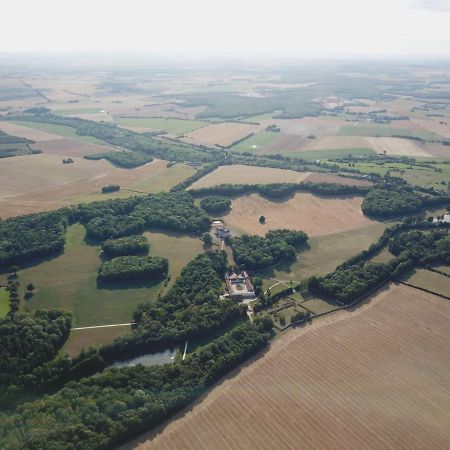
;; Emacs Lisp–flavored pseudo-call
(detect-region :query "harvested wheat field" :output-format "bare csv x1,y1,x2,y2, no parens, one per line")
223,192,374,236
126,284,450,450
0,155,190,217
0,121,61,141
365,137,430,157
186,122,260,147
260,116,346,136
303,172,372,186
31,138,116,157
189,165,311,189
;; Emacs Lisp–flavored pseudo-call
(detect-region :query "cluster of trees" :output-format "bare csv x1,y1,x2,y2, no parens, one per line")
101,184,120,193
101,235,149,257
85,151,154,169
199,195,231,213
309,225,450,303
0,320,271,449
231,230,308,270
0,130,32,144
190,181,369,199
5,271,19,315
97,256,168,283
0,310,72,387
362,187,450,218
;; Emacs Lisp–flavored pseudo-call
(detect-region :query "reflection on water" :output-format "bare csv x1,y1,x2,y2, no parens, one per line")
114,349,177,368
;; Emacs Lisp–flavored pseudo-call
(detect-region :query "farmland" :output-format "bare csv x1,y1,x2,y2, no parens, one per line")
401,268,450,297
127,284,450,450
18,224,203,352
189,165,311,189
116,117,206,135
222,192,375,236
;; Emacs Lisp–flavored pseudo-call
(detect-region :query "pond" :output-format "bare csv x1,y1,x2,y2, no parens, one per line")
113,348,178,368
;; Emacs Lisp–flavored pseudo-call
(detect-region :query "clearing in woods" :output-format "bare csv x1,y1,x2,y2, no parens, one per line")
125,284,450,450
189,165,311,189
0,287,9,318
222,192,375,236
19,224,203,354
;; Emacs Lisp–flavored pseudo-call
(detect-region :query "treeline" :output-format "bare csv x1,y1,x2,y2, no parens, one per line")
190,181,369,199
0,130,32,144
0,310,72,387
231,230,308,270
0,191,209,269
3,113,218,165
97,256,168,282
200,195,231,213
170,162,222,191
309,227,450,303
362,187,450,218
0,320,271,449
85,151,154,168
101,235,149,257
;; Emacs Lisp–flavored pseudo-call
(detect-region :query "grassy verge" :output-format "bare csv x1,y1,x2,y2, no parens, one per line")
0,287,9,317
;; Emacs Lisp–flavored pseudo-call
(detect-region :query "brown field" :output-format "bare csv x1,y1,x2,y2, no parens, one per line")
303,172,372,186
259,116,346,136
127,284,450,450
189,165,311,189
410,117,450,139
0,155,193,218
421,143,450,158
304,135,369,151
31,138,116,157
114,103,207,120
186,122,261,147
255,133,308,154
365,137,430,157
0,121,61,141
222,192,375,236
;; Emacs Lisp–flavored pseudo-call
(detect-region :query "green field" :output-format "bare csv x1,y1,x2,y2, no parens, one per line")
116,117,206,135
11,121,109,145
231,131,279,153
19,224,203,353
0,287,9,317
240,111,278,122
257,222,394,289
402,268,450,297
339,124,442,141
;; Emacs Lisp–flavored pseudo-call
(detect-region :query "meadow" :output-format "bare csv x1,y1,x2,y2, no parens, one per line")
0,287,9,318
402,268,450,297
130,284,450,450
19,224,203,353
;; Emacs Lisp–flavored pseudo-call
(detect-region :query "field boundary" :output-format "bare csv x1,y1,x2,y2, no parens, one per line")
399,281,450,301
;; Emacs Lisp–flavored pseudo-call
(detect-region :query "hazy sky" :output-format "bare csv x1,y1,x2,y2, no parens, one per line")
2,0,450,56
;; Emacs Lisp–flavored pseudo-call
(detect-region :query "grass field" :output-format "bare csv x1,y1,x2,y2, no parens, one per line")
288,148,375,159
257,222,393,287
222,192,375,237
11,121,109,145
53,107,106,116
0,287,9,318
189,165,311,189
402,268,450,297
129,284,450,450
116,117,205,135
230,131,279,153
19,224,203,353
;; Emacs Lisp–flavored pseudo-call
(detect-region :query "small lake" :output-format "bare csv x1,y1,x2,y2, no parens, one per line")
113,348,178,368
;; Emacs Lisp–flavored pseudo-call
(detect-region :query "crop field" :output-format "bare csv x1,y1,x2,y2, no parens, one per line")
19,224,203,353
261,116,347,136
402,268,450,297
365,137,431,157
433,265,450,275
185,122,261,147
339,123,442,141
302,172,372,186
130,284,450,450
116,117,206,135
31,138,116,157
189,165,311,189
222,192,376,237
0,121,61,141
0,155,193,218
230,131,279,153
257,222,393,286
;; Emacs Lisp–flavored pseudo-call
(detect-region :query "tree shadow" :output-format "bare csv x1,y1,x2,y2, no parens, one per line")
96,276,166,291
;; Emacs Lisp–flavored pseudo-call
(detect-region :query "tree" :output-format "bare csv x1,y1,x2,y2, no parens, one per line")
202,232,213,246
259,215,266,224
27,283,35,292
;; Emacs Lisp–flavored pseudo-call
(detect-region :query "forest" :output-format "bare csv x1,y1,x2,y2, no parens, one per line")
101,235,149,257
97,255,168,282
200,196,231,213
231,230,308,270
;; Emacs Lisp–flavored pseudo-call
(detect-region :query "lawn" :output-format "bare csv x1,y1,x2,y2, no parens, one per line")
339,124,442,141
11,121,109,145
116,117,206,135
19,224,203,352
230,131,279,153
0,287,9,318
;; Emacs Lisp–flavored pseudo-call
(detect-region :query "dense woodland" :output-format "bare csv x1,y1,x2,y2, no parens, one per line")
199,195,231,213
101,235,149,257
85,151,154,168
97,255,168,282
231,230,308,270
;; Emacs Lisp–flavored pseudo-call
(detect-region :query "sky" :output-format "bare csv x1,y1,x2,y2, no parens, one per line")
2,0,450,57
